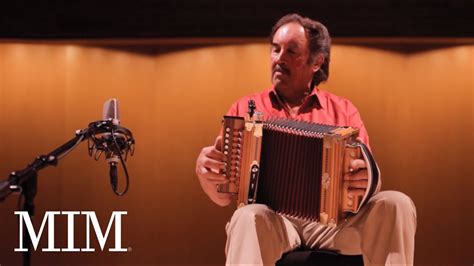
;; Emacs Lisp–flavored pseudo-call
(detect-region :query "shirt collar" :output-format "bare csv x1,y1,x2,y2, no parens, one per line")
268,86,324,112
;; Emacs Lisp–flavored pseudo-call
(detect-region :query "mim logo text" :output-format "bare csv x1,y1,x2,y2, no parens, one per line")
14,211,128,252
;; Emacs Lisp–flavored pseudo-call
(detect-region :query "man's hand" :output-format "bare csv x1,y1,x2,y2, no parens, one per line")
196,136,226,185
196,136,232,206
343,159,368,197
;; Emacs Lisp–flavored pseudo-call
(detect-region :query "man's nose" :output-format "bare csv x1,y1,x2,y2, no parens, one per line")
274,50,288,64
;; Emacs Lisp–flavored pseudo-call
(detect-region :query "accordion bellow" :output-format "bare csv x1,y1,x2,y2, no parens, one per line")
217,111,380,226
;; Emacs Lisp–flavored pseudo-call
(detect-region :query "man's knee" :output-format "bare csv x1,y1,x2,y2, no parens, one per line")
228,204,274,228
371,190,417,221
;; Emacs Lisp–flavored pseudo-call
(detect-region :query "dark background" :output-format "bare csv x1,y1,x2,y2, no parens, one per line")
1,0,474,38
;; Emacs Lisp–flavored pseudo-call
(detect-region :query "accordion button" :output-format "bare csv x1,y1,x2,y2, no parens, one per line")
224,145,229,150
224,151,228,155
225,133,230,138
224,139,229,144
226,128,230,132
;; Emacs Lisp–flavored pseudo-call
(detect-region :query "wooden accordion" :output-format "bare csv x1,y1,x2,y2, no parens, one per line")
217,107,380,226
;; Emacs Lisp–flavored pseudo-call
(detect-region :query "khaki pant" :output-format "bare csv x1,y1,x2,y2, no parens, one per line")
225,191,417,266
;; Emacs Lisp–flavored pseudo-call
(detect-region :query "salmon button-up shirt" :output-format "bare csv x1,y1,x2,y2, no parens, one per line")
226,87,370,147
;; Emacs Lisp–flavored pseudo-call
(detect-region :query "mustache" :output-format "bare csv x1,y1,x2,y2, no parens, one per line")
273,64,290,75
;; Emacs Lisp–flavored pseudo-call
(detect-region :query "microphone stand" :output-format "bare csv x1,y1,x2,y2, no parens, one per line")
0,127,92,266
0,119,133,266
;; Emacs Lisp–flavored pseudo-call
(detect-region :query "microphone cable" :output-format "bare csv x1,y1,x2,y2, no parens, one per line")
87,120,134,196
110,126,131,196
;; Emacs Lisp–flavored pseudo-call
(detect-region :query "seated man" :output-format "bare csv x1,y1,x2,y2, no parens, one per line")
196,13,416,266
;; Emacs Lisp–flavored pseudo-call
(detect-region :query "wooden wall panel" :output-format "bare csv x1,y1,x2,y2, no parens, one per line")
327,45,474,264
0,44,69,264
0,42,472,265
148,44,271,264
403,46,473,263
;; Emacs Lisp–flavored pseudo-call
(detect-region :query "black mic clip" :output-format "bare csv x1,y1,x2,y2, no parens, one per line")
87,120,135,195
87,120,135,161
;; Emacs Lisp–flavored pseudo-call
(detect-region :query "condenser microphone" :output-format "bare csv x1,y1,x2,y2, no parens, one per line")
88,98,134,195
103,98,120,126
103,98,121,191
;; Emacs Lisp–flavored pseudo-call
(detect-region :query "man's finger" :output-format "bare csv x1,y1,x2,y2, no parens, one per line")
201,157,226,171
349,159,366,172
214,135,223,150
347,188,366,197
199,168,228,182
344,169,368,181
346,180,368,189
210,179,231,186
207,147,226,161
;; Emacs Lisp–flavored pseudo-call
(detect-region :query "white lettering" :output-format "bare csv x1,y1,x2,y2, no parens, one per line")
14,211,128,252
81,211,127,252
14,211,60,252
61,211,80,252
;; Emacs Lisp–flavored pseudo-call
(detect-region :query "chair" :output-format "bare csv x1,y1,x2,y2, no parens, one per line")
276,249,364,266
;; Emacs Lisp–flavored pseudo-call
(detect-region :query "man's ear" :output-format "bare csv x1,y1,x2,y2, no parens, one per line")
312,54,324,73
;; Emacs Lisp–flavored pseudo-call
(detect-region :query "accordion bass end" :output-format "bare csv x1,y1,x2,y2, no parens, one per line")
218,114,380,226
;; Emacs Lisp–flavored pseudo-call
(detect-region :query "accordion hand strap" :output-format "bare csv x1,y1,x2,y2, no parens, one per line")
356,142,381,210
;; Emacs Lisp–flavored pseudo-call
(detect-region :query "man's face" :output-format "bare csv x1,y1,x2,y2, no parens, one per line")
270,22,317,94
